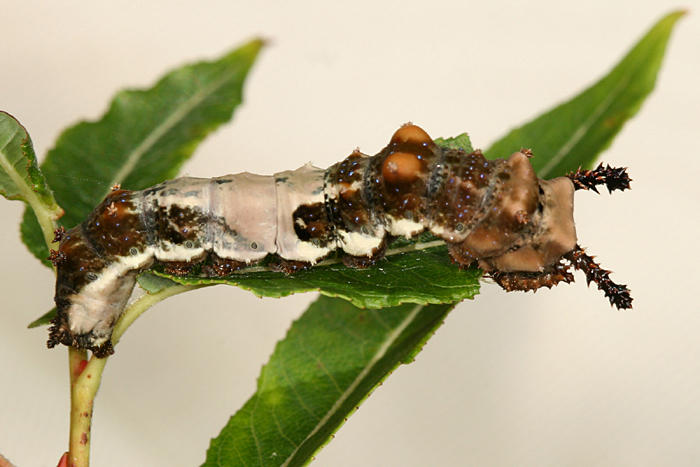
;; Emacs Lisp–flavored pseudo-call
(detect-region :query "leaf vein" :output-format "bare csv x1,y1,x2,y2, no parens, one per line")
281,304,425,466
106,67,240,193
539,73,632,177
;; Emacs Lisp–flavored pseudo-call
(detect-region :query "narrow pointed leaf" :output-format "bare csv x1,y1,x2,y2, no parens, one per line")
203,296,455,467
154,236,481,309
486,10,685,178
20,39,264,264
27,308,56,329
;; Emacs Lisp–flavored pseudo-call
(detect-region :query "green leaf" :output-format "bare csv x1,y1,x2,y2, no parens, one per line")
203,296,455,467
27,308,56,329
0,111,62,248
136,272,180,294
0,112,59,209
435,133,474,152
21,211,52,267
485,10,685,178
155,236,481,309
20,38,265,264
435,132,473,151
205,12,683,466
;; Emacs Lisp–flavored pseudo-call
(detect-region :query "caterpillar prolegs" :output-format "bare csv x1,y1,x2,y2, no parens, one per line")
48,124,632,357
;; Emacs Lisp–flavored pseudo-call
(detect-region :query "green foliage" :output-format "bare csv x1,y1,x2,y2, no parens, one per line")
27,308,56,329
0,112,60,211
203,296,455,467
486,10,685,178
154,239,481,309
21,212,52,266
20,39,265,264
136,273,181,294
0,112,62,253
434,132,472,150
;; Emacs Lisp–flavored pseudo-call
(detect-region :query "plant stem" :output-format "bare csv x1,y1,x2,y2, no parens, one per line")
66,282,207,466
112,283,204,344
33,199,62,249
68,347,91,467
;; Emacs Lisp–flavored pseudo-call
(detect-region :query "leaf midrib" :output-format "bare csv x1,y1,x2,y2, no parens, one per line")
280,304,424,466
105,66,241,195
0,126,50,210
0,125,25,196
539,72,632,177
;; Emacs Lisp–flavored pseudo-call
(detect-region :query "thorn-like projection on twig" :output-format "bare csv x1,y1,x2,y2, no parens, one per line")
53,226,66,243
567,163,631,193
565,244,633,310
48,249,67,267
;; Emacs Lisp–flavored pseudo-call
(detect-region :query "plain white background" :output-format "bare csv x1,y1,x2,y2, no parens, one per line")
1,1,699,466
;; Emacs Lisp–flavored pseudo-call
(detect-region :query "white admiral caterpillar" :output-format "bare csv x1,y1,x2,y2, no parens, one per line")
48,124,632,357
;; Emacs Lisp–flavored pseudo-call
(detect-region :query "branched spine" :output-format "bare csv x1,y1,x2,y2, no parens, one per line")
566,245,633,310
568,163,631,193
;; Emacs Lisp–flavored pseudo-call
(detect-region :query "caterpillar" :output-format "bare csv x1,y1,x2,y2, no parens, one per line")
47,124,632,357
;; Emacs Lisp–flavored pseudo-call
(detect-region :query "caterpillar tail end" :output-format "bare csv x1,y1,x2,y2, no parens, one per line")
567,164,631,193
565,244,633,310
47,309,115,358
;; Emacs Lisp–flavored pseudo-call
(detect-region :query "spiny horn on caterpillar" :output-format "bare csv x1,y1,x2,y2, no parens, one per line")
47,123,632,357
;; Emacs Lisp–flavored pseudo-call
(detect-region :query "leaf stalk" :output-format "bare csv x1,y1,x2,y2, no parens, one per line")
66,283,207,465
